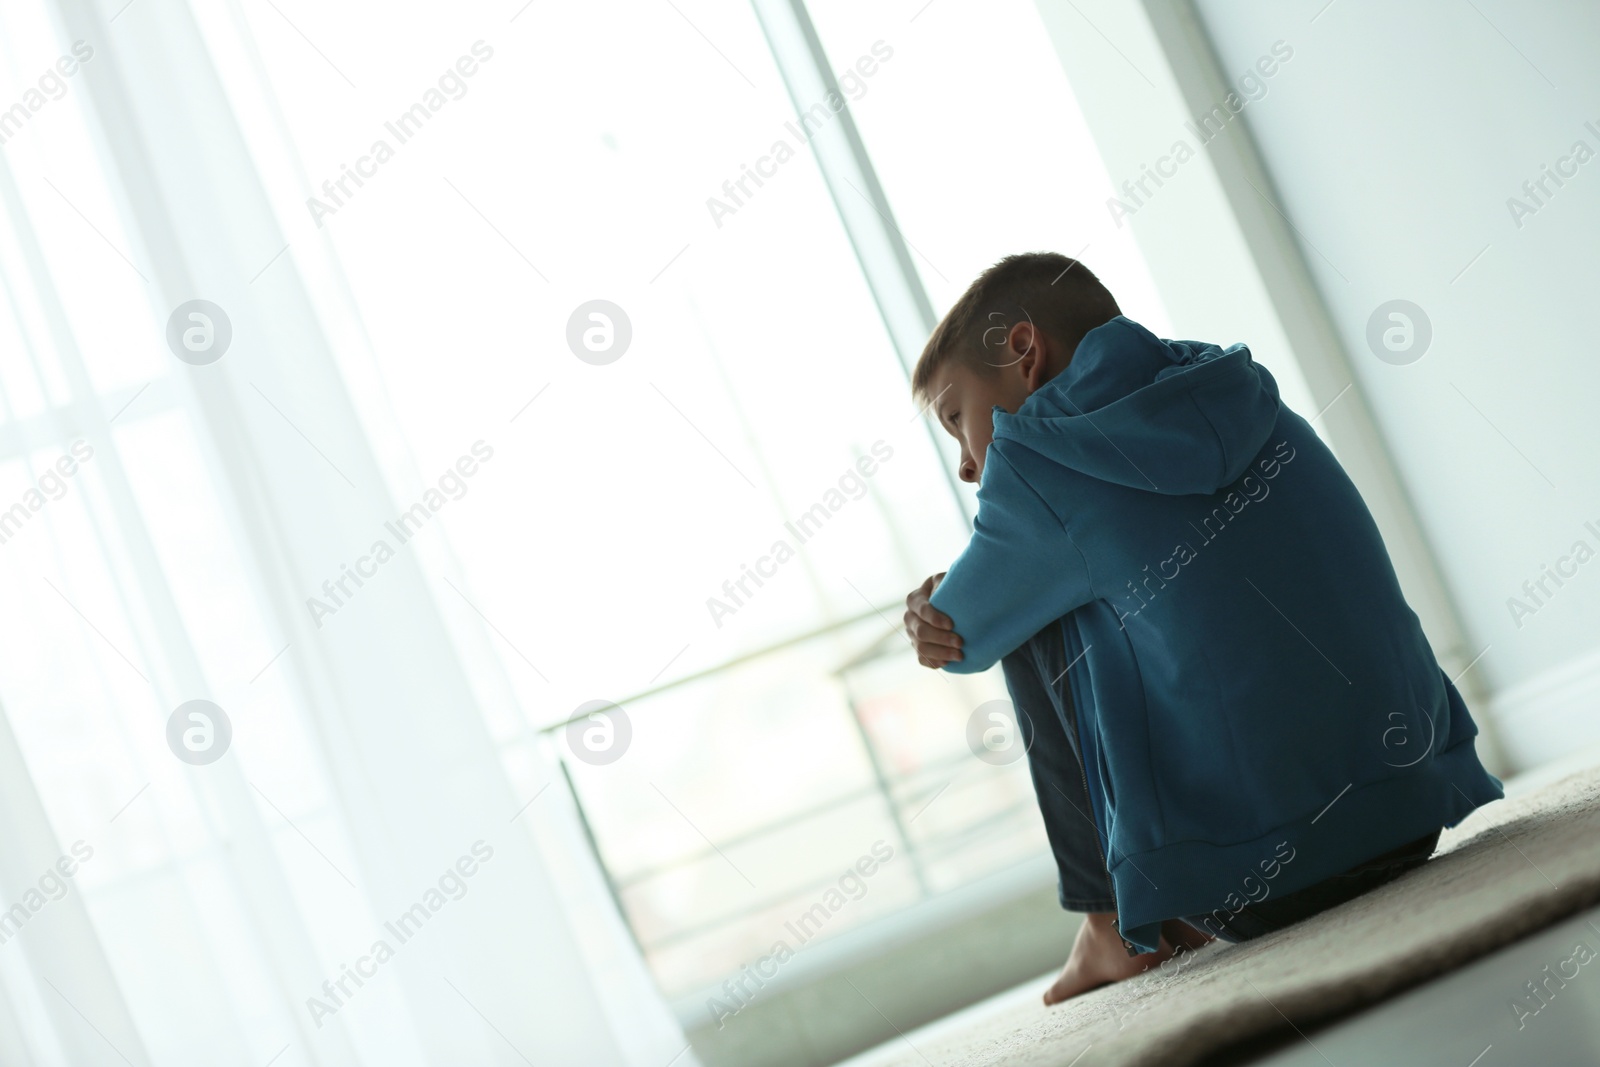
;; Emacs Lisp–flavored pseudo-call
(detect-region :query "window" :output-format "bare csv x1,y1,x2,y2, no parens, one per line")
211,0,1167,997
1,0,1169,1017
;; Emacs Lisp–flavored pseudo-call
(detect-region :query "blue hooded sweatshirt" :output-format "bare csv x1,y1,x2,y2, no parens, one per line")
929,316,1503,953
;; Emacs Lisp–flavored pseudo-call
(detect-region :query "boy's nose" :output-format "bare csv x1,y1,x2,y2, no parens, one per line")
959,459,978,483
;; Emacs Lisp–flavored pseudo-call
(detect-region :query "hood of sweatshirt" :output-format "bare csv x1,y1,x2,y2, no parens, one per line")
990,316,1283,496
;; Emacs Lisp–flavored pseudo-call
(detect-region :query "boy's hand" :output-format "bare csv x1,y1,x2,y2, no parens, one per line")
905,572,963,668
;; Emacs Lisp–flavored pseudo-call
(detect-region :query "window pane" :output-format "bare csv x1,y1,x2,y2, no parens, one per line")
805,0,1173,331
213,0,970,712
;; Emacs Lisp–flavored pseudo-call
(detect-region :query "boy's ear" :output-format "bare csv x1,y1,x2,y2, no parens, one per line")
1008,320,1049,390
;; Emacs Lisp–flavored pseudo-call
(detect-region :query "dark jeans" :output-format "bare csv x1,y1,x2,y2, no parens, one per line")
1001,618,1442,949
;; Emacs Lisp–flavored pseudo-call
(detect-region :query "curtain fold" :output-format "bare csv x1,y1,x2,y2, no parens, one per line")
0,0,701,1063
0,702,151,1067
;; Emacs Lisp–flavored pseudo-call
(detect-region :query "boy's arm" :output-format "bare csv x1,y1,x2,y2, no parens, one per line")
925,446,1093,674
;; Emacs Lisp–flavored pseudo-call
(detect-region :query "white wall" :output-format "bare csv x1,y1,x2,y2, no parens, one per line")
1192,0,1600,769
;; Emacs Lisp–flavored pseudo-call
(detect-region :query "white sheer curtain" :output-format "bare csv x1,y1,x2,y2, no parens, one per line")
0,0,699,1063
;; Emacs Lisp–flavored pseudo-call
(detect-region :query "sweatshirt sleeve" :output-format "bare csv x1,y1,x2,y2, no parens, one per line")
928,445,1094,674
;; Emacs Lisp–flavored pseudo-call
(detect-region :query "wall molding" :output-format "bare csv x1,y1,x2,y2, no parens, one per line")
1489,646,1600,772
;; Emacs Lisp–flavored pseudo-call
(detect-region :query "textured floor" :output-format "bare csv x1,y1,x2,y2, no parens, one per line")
1227,900,1600,1066
836,759,1600,1067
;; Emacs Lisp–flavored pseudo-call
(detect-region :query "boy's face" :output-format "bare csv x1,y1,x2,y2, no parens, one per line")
925,321,1054,484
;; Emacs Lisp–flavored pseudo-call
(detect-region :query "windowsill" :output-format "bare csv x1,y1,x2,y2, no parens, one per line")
668,850,1058,1024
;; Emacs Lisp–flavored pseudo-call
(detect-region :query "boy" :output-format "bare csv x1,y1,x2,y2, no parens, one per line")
902,253,1503,1005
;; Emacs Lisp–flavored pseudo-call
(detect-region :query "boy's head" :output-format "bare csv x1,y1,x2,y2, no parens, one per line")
912,252,1119,483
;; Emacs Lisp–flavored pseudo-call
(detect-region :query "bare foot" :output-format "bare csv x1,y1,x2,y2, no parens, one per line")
1042,914,1212,1006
